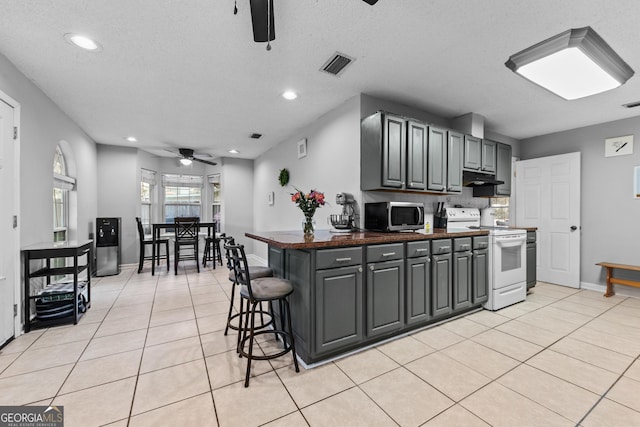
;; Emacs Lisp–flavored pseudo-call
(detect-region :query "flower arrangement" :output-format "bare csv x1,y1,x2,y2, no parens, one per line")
291,189,325,235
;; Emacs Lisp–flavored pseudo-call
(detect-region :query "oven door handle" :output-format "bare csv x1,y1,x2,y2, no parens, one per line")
495,237,526,247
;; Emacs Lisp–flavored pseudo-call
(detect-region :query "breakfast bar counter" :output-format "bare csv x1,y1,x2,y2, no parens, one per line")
246,229,489,364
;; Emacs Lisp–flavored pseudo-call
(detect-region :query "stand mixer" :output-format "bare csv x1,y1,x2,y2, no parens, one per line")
329,192,357,233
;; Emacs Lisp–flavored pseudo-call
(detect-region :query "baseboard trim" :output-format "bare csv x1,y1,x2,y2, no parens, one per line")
581,280,640,299
247,254,267,266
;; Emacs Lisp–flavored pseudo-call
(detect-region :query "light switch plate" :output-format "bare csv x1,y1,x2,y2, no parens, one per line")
605,135,634,157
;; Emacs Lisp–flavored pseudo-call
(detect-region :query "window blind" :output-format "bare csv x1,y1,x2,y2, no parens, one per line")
141,168,157,184
162,174,203,188
53,173,76,191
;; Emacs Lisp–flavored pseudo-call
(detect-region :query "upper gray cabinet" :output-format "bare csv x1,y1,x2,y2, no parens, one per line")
361,111,406,190
473,142,512,197
463,135,482,170
427,126,447,192
481,140,497,173
407,120,428,190
447,131,463,193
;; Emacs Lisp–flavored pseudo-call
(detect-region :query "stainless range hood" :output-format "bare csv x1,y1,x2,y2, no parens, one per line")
462,171,504,187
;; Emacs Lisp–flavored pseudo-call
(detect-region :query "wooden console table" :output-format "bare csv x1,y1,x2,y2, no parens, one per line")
596,262,640,297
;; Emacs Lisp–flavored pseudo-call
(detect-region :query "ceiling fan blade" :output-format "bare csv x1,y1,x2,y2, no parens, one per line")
250,0,275,42
362,0,379,4
193,157,218,166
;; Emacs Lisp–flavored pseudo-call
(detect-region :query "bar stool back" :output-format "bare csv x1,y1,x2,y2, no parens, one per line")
136,217,169,273
227,243,299,387
173,217,200,274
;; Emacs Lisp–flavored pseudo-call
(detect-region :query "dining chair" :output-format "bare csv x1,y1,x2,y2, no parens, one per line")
136,217,169,273
202,222,224,268
173,217,200,274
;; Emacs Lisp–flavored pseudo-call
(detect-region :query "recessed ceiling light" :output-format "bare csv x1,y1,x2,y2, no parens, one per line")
506,27,634,100
64,33,102,51
282,90,298,100
125,136,137,142
228,149,240,154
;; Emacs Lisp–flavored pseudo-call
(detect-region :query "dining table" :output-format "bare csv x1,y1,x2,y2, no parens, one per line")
151,221,218,275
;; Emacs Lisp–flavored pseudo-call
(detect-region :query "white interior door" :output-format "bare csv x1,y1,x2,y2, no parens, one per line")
516,152,581,288
0,98,17,345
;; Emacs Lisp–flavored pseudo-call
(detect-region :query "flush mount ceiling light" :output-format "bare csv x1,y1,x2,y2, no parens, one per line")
282,90,298,100
228,149,240,154
505,27,634,100
125,136,137,142
64,33,102,51
179,158,192,166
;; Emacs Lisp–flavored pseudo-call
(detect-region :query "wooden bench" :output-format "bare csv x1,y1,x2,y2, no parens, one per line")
596,262,640,297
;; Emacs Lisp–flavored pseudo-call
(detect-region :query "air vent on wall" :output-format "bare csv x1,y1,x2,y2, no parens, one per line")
623,101,640,109
250,133,263,139
320,52,355,77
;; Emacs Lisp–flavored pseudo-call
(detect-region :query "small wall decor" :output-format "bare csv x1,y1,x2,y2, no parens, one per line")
634,166,640,199
268,191,274,205
297,138,307,158
278,168,289,186
604,135,634,157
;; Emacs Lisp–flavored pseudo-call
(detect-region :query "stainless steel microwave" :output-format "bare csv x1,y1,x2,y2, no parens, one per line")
364,202,424,232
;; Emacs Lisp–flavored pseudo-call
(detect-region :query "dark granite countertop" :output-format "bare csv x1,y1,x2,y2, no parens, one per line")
246,229,489,249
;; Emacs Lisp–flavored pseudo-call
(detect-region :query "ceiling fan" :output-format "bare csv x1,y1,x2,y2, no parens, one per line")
166,148,218,166
247,0,379,46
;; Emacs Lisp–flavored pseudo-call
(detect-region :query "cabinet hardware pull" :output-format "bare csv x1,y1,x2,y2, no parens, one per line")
335,257,352,262
358,267,363,272
415,248,428,252
370,265,375,270
382,252,396,257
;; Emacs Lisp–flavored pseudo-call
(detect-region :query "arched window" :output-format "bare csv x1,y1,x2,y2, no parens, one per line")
53,146,75,242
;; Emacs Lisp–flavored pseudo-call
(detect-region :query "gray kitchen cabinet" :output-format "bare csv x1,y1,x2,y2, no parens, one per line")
427,126,448,192
452,238,473,310
361,111,406,190
473,142,512,197
472,236,489,304
406,241,431,325
315,264,364,354
481,139,497,173
431,239,452,318
366,243,404,337
407,120,428,190
447,131,463,193
527,231,537,289
463,135,482,170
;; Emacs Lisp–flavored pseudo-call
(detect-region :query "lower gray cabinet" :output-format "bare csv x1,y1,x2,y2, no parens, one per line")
366,259,404,337
527,231,537,289
406,256,431,325
453,250,473,310
431,253,452,318
315,265,363,354
472,236,489,304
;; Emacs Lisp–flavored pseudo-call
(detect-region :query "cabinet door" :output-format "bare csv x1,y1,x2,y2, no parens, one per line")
527,243,537,287
406,256,431,325
473,249,488,304
453,251,473,310
407,121,427,190
315,265,363,354
447,131,463,193
382,114,407,188
366,259,404,337
431,253,452,318
496,143,512,195
427,126,447,192
481,140,496,173
463,135,481,170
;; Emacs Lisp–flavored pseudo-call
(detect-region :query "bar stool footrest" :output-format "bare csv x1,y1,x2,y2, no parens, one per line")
238,330,294,360
226,310,273,333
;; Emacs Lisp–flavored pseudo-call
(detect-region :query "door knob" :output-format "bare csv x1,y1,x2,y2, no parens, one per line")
570,225,578,231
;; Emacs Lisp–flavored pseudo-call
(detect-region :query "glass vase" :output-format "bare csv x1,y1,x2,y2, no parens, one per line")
302,214,315,236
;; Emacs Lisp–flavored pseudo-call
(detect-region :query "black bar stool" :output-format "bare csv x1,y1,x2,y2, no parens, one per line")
136,217,169,273
173,217,200,274
202,230,224,268
222,237,274,351
227,243,299,387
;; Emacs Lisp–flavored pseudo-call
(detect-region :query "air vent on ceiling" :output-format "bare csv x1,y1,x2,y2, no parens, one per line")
320,52,355,77
250,133,263,139
623,101,640,109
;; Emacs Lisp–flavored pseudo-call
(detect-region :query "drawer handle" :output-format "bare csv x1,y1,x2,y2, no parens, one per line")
335,257,352,262
382,252,396,257
438,246,450,251
460,245,470,250
415,248,428,252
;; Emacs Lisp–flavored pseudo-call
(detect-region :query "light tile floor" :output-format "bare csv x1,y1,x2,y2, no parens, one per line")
2,262,640,426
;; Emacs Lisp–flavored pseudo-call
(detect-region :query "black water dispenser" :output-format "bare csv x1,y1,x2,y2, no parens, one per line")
96,217,121,276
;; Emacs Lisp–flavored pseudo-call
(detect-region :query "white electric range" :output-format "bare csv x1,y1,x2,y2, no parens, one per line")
444,208,527,311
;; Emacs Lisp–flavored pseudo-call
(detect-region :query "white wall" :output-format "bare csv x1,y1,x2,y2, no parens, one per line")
221,157,255,254
0,53,98,248
253,95,362,260
520,115,640,288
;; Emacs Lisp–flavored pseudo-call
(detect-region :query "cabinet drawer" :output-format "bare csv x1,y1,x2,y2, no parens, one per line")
316,247,362,269
454,237,472,252
431,239,452,255
407,241,430,258
367,243,404,262
473,236,489,250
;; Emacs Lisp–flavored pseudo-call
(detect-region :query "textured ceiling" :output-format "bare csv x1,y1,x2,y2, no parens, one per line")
1,0,639,160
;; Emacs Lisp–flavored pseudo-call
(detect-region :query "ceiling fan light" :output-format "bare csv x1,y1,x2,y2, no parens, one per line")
506,27,634,100
180,158,192,166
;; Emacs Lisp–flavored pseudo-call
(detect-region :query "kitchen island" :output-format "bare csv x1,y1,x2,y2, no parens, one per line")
247,229,489,364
